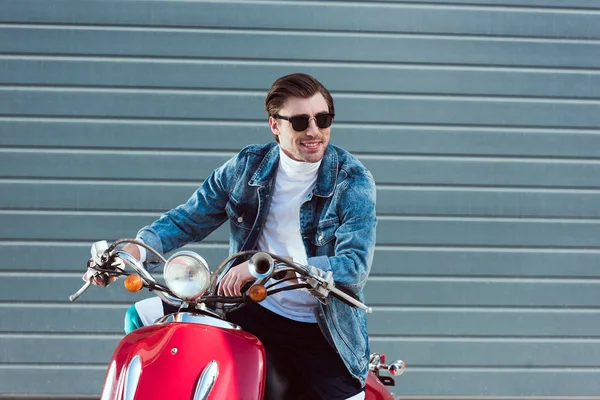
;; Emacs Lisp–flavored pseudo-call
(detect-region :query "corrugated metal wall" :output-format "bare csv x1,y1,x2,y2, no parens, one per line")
1,0,600,398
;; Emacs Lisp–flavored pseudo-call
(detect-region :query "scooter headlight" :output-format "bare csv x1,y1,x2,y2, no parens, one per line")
163,251,211,301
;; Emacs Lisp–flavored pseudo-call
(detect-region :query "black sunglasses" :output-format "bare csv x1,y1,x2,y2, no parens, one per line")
273,112,335,132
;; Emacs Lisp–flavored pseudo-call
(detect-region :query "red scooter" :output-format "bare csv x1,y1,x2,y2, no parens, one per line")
70,239,406,400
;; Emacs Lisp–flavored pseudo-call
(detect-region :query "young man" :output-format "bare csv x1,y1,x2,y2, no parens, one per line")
94,73,377,399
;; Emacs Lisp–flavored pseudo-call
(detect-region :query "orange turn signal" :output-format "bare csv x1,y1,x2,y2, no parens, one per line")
124,274,143,292
248,284,268,302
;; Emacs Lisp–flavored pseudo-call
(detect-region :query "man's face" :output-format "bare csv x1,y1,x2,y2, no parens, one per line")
269,93,331,163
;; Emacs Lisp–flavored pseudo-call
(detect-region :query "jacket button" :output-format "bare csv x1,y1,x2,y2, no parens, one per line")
237,217,243,223
318,233,324,241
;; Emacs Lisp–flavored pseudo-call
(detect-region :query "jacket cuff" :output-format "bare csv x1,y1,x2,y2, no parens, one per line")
306,255,332,273
136,227,164,271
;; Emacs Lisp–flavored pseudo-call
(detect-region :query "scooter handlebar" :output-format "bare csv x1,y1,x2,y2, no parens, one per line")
277,258,372,314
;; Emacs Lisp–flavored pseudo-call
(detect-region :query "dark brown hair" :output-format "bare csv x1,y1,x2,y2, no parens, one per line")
265,73,334,142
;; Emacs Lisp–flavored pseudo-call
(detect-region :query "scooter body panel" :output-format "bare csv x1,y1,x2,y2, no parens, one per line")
100,322,266,400
365,371,397,400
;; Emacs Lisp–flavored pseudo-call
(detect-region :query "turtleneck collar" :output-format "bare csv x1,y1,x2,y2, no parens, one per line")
278,146,321,181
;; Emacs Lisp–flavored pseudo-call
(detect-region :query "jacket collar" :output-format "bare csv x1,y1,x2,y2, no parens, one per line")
249,144,337,198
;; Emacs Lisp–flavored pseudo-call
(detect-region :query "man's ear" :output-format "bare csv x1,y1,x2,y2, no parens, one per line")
268,116,280,138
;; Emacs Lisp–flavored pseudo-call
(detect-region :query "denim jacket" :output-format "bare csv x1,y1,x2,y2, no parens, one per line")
138,142,377,385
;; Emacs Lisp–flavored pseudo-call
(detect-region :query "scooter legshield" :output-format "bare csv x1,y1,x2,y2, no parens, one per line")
100,322,266,400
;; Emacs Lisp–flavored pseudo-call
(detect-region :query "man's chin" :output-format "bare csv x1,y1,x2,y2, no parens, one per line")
303,154,325,163
300,144,327,162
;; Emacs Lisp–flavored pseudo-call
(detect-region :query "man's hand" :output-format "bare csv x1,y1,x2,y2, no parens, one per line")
84,262,120,287
121,243,141,260
88,273,119,287
85,243,141,287
272,256,298,283
217,261,255,297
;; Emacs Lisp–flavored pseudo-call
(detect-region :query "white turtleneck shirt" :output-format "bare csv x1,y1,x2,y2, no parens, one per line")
256,146,321,323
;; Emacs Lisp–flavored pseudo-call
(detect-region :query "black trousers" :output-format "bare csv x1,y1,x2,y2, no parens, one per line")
227,302,363,400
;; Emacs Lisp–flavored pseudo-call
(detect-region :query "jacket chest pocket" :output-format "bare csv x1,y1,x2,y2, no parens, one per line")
311,220,339,247
226,198,254,230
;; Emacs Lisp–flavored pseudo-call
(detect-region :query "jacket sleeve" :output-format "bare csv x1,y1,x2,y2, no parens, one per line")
137,153,240,269
306,171,377,294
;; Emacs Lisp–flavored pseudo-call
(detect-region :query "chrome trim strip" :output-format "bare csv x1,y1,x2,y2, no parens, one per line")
194,360,219,400
156,312,241,330
124,355,142,400
100,361,117,400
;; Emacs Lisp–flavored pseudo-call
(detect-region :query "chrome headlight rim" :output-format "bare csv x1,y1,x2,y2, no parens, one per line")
163,251,211,301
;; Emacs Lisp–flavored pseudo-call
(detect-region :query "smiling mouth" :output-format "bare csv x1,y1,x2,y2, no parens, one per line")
302,142,321,149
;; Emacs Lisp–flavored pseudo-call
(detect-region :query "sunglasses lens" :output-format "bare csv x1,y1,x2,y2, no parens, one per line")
290,117,309,132
316,113,334,129
286,113,334,131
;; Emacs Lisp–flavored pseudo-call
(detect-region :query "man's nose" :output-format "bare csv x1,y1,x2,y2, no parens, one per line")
306,118,319,135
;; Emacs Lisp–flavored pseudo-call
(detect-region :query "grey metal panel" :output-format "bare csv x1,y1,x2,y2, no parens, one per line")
0,150,232,181
2,27,599,68
4,304,599,337
367,0,600,7
3,88,600,128
369,337,600,367
0,367,105,396
375,187,600,217
6,150,600,188
372,218,600,247
3,242,600,280
1,275,159,304
3,275,600,307
0,181,207,212
0,212,168,241
0,242,228,272
368,308,600,337
6,181,600,219
364,277,600,307
1,368,600,398
6,58,600,98
0,181,199,212
4,119,600,158
3,0,600,39
6,212,600,248
0,336,121,364
362,158,600,187
2,0,599,398
371,248,600,278
4,243,600,279
4,336,600,367
401,370,600,397
0,304,127,334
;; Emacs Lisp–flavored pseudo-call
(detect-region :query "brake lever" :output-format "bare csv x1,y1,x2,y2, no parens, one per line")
69,240,115,302
70,258,107,302
305,267,373,314
69,279,93,302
